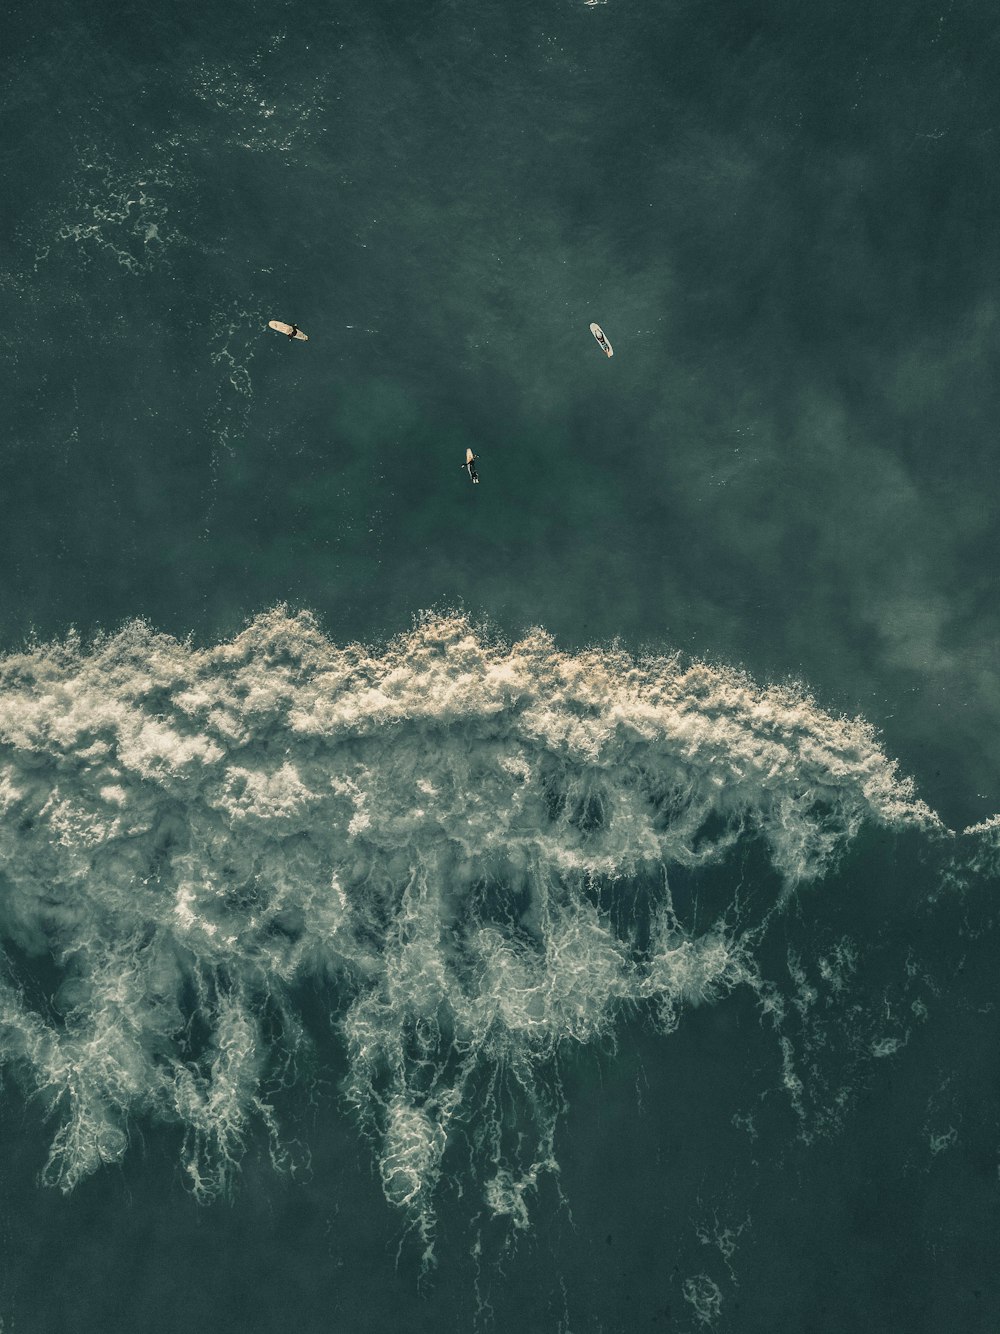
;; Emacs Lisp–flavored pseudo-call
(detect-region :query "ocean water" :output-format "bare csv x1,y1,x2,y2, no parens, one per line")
2,1,999,1330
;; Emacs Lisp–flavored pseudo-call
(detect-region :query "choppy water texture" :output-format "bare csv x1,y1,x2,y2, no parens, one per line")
0,613,935,1209
3,0,1000,1329
0,612,996,1312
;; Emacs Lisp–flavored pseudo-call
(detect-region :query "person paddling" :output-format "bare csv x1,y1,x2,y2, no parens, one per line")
267,319,309,341
462,449,480,484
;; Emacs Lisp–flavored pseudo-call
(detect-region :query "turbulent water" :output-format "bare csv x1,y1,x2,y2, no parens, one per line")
0,607,967,1258
5,0,1000,1328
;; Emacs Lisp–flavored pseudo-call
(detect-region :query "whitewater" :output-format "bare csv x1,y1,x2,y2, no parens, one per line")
0,608,951,1253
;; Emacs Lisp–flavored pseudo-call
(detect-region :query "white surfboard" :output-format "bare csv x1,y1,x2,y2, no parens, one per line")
590,322,613,357
268,320,309,341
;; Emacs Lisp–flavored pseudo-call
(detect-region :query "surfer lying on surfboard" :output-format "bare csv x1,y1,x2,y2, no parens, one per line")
462,449,480,484
590,322,613,357
267,320,309,341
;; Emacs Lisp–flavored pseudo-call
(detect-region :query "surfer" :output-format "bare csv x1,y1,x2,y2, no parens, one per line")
267,319,309,341
462,449,480,484
590,323,613,357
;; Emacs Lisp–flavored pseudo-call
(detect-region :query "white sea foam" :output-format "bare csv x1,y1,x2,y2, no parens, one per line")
932,813,1000,900
189,58,327,159
0,610,940,1241
38,145,187,277
682,1273,724,1327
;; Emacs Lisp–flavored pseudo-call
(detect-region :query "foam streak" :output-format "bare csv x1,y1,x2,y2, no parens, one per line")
0,610,940,1235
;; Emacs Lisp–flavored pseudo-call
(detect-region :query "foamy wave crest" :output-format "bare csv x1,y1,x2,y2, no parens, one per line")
0,610,938,1243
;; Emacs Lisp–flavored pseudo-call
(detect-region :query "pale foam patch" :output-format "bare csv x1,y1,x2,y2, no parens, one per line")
933,813,1000,896
189,58,327,158
204,300,263,468
33,143,187,277
0,610,939,1243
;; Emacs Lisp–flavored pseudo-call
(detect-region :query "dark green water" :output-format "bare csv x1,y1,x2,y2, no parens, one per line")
1,1,998,1330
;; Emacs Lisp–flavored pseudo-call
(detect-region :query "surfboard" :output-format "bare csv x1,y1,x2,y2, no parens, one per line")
590,322,613,357
465,448,480,484
268,320,309,341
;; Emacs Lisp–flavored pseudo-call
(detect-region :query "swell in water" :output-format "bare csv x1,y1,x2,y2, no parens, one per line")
0,609,960,1255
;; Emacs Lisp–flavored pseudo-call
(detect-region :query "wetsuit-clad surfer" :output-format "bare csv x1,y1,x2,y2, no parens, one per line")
462,451,480,484
288,323,299,340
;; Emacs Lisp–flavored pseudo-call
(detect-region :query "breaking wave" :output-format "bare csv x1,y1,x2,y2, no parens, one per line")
0,609,945,1251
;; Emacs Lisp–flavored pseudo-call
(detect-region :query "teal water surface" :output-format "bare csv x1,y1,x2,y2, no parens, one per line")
1,1,999,1330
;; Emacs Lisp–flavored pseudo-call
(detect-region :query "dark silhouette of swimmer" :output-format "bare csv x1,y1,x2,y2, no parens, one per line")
462,450,480,484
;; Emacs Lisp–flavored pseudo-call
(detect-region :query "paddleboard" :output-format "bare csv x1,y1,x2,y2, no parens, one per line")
268,320,309,341
590,322,613,357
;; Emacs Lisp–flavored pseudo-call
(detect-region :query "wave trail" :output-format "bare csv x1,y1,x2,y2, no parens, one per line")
0,610,939,1239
